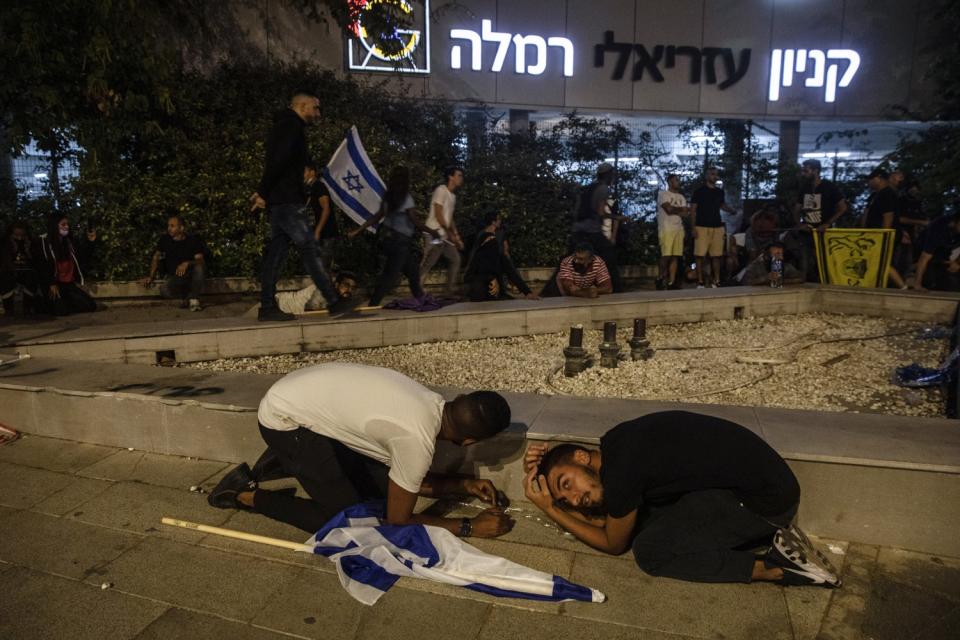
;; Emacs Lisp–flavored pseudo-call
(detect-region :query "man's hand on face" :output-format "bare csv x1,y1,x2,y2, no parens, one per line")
523,442,548,473
524,467,552,512
462,478,498,505
471,508,514,538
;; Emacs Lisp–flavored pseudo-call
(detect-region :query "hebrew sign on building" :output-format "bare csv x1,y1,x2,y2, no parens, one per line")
341,0,939,120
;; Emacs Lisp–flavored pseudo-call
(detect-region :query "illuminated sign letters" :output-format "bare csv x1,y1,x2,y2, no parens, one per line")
347,0,431,74
768,49,860,103
594,31,751,89
450,20,574,76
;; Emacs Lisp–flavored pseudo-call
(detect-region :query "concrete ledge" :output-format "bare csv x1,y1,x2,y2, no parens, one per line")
1,356,958,557
83,265,660,304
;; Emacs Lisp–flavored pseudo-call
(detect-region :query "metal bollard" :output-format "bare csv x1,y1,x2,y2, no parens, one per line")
599,321,621,368
563,324,588,377
628,318,655,361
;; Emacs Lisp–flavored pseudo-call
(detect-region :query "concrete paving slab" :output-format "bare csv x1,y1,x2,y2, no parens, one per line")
251,566,365,639
782,538,848,640
757,408,960,471
480,606,690,640
915,608,960,640
77,449,228,489
32,475,116,516
0,434,117,472
133,607,292,640
69,480,231,541
0,566,167,640
0,462,77,509
875,547,960,604
565,552,794,640
818,543,880,640
0,509,141,580
95,535,292,621
352,587,491,640
862,572,959,640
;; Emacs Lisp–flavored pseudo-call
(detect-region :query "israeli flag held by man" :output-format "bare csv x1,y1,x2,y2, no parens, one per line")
322,126,384,232
301,502,607,606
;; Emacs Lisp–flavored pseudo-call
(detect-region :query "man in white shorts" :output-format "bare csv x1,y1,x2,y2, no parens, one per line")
656,174,689,289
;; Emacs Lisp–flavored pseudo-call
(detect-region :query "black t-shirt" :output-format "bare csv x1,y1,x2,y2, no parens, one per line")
309,181,339,240
691,186,725,227
864,187,900,229
799,179,843,226
922,215,960,259
157,234,206,274
598,411,800,518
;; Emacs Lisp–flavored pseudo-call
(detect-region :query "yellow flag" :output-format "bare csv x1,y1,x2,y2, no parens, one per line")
813,229,896,287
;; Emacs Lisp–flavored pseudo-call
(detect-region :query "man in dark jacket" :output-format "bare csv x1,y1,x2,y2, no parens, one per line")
250,92,347,321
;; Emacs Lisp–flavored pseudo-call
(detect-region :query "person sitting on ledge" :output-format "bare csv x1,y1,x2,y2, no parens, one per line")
741,241,805,287
463,209,538,302
140,214,208,311
541,242,613,298
209,362,515,538
37,214,98,316
522,411,841,588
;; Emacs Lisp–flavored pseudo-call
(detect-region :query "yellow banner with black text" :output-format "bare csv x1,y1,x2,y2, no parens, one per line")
813,229,896,288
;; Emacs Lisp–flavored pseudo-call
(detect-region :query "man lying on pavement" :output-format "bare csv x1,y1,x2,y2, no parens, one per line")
522,410,841,587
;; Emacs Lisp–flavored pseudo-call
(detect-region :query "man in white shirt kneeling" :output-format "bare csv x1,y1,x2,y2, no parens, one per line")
208,363,515,539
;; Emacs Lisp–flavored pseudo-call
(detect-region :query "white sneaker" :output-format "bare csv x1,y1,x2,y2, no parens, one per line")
189,298,202,312
696,283,705,289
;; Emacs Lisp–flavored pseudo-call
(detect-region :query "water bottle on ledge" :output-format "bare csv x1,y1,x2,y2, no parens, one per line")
770,256,784,288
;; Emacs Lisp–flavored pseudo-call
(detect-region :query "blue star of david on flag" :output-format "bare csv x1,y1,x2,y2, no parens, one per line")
321,126,385,233
343,171,364,194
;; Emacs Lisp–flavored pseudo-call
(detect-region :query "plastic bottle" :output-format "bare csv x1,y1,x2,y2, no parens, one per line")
770,257,784,288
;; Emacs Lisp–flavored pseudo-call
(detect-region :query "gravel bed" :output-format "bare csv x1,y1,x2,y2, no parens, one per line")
184,313,949,417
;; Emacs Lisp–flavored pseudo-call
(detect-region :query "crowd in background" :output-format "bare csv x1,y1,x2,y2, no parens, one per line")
3,110,959,319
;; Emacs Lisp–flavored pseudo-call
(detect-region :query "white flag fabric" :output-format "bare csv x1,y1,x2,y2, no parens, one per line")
321,126,385,232
300,502,607,606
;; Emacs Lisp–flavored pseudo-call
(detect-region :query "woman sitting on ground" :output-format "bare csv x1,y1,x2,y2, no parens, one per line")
37,214,98,315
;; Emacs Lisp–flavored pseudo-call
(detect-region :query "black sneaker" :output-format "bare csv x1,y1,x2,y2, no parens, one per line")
207,463,256,510
258,307,296,322
250,447,287,483
655,277,666,291
765,530,841,587
326,297,358,316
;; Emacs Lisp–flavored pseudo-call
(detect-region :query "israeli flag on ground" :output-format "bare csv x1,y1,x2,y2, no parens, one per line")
300,502,606,606
321,126,385,232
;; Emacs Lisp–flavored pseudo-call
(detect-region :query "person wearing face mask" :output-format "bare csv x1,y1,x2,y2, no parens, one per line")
37,214,98,316
551,243,613,298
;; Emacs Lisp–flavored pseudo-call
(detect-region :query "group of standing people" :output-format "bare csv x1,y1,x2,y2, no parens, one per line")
654,158,958,292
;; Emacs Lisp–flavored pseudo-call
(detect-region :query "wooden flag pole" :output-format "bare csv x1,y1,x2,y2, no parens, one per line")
161,517,305,551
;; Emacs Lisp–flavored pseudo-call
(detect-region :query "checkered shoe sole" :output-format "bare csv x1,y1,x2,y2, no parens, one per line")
787,524,840,577
773,529,841,586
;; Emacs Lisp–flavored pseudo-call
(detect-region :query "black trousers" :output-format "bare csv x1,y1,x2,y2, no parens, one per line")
631,490,796,584
370,232,424,306
161,264,206,300
254,424,389,533
41,281,97,316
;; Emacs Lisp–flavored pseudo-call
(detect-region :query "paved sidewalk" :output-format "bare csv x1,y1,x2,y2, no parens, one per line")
0,434,957,640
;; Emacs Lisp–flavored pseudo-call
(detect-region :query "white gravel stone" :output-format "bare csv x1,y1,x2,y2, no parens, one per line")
184,313,948,418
